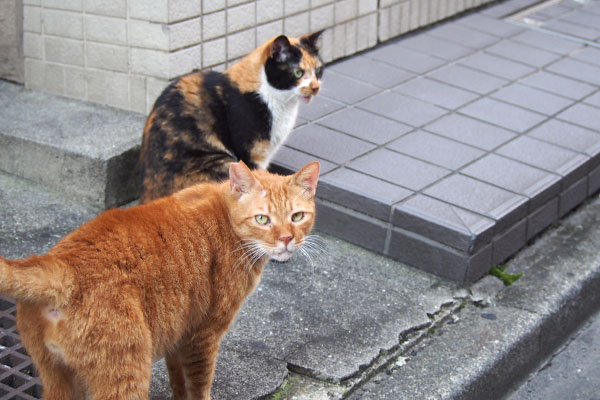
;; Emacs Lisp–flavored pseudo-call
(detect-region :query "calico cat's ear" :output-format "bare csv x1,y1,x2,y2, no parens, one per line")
300,30,324,52
292,161,320,198
229,161,262,199
271,35,294,63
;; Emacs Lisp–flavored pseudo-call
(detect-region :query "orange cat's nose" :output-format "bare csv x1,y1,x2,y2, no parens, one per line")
279,235,293,246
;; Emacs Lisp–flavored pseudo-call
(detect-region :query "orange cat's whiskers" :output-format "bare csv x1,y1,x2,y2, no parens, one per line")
232,239,267,272
299,235,326,276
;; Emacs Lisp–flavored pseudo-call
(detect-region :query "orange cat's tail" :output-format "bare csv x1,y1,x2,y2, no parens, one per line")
0,255,74,306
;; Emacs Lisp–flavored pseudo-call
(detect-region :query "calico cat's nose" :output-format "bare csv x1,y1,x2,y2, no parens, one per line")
279,235,294,246
310,81,320,94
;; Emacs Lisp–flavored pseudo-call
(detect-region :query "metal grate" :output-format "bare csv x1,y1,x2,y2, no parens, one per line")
0,297,42,400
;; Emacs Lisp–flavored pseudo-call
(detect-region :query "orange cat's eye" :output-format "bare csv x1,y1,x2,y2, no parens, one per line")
255,215,270,225
291,212,304,222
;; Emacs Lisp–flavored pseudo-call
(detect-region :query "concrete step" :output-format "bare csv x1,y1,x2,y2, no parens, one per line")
0,80,144,209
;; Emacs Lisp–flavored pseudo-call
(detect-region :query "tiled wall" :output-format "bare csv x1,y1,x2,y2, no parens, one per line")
20,0,496,113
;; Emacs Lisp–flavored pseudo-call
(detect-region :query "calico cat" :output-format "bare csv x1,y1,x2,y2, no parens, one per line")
139,31,325,204
0,161,320,400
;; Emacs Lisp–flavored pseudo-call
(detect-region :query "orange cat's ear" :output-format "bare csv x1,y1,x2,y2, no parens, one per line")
229,161,261,200
292,161,320,198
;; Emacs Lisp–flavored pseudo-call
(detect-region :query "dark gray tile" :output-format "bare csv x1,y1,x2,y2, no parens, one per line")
423,174,529,231
425,113,517,151
572,47,600,67
388,227,493,282
558,103,600,132
459,53,536,80
527,197,559,240
314,199,388,254
285,124,376,164
486,40,561,67
317,107,412,145
357,91,447,127
428,64,508,94
393,77,479,110
459,97,547,133
328,56,414,88
559,176,589,217
584,91,600,108
457,14,525,38
464,243,496,283
367,44,446,74
461,154,561,210
319,71,381,105
393,194,495,253
519,70,596,100
589,163,600,195
348,148,450,191
398,34,474,61
545,19,600,41
528,119,600,164
298,95,345,121
387,130,484,170
270,145,337,175
319,168,412,221
510,30,582,55
546,58,600,86
426,23,499,49
496,136,590,188
560,9,600,30
491,83,574,115
492,218,527,265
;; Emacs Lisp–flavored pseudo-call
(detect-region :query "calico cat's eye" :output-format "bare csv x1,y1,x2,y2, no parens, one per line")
291,212,304,222
255,215,270,225
293,68,304,79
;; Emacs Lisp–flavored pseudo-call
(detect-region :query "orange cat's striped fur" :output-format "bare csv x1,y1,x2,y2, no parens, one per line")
0,161,320,399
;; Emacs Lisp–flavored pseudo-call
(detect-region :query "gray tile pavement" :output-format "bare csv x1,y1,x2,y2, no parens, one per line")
272,0,600,282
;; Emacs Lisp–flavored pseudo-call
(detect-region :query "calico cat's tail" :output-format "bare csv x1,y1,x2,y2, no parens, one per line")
0,255,74,306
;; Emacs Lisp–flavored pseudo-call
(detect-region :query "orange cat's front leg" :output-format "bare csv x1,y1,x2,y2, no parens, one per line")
178,329,222,400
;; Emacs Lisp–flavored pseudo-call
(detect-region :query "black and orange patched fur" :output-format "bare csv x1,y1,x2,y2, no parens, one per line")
0,161,320,400
139,31,324,203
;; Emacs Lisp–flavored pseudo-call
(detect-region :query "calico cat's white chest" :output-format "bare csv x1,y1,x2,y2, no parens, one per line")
258,69,300,169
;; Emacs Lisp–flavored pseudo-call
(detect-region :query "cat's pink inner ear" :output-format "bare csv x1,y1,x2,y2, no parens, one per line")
293,161,320,195
229,161,258,198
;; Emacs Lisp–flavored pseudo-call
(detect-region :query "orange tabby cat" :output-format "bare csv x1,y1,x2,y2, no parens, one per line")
0,161,320,400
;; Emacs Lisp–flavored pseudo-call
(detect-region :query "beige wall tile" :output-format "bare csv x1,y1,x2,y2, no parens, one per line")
64,66,87,99
83,0,126,18
85,15,127,46
203,37,226,66
284,0,309,15
227,3,256,33
24,58,44,90
257,20,283,44
129,75,147,114
257,0,283,24
129,0,168,23
23,6,41,33
42,0,82,11
43,63,65,95
284,11,309,36
169,17,201,50
43,9,83,39
44,37,84,66
227,29,255,60
203,0,226,13
203,11,226,40
310,4,334,32
169,44,202,78
168,0,201,23
128,20,169,51
86,42,128,72
130,48,170,78
23,32,43,59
